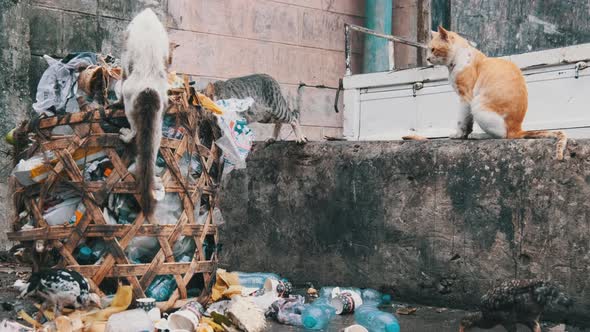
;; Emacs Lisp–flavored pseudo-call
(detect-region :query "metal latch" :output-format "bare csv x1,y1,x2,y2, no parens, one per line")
575,61,588,79
412,82,424,97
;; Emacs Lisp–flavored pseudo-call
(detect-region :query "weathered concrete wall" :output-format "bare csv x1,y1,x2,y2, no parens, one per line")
220,140,590,326
0,0,32,247
451,0,590,57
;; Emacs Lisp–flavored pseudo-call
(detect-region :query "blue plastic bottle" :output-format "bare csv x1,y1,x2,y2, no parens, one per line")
301,298,336,330
235,272,280,289
77,246,93,265
354,304,400,332
145,256,191,301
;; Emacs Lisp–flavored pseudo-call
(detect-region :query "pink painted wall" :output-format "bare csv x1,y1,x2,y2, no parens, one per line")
166,0,365,141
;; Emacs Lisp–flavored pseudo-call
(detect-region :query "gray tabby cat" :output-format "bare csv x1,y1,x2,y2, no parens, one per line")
204,74,307,143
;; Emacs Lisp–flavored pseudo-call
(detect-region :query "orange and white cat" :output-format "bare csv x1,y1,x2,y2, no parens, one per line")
427,26,567,160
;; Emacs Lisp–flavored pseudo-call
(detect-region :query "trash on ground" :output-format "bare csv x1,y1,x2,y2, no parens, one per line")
354,304,400,332
396,306,417,315
343,324,369,332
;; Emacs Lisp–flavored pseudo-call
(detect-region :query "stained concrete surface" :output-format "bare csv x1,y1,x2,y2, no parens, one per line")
220,140,590,328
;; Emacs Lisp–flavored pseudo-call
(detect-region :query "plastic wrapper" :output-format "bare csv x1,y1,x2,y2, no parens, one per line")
33,53,98,115
214,98,255,174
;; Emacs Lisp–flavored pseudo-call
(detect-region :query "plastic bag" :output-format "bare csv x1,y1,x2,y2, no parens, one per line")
154,193,183,225
214,98,255,174
33,53,97,115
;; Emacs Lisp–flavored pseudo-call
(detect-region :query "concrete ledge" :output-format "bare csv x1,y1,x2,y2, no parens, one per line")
219,139,590,326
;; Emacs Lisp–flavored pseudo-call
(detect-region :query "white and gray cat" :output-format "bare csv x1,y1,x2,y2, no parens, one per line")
204,74,307,143
119,8,168,220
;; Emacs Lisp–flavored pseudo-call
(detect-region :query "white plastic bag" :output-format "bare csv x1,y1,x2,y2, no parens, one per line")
33,54,96,115
214,98,255,174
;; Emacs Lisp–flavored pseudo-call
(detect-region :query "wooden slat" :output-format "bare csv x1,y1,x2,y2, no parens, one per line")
68,261,215,277
63,181,213,194
6,224,217,240
159,237,188,299
36,109,126,129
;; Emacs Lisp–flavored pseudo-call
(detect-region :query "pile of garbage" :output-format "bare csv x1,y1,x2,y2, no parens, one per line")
3,270,400,332
8,51,255,302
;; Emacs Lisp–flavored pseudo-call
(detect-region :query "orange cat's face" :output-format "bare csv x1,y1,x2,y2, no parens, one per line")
427,26,455,66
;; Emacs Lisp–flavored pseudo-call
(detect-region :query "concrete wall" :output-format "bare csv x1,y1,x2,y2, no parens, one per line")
167,0,364,140
0,0,32,248
451,0,590,57
220,140,590,326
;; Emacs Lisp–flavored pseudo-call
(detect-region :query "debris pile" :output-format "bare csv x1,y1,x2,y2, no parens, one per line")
5,49,257,330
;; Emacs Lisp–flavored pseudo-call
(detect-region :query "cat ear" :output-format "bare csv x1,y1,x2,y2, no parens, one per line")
205,82,216,99
438,26,449,41
431,30,439,38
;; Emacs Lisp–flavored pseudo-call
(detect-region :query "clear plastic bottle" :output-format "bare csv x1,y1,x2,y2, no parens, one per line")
354,305,400,332
361,289,392,306
91,240,106,263
234,272,280,289
301,298,336,330
320,287,391,305
319,287,362,299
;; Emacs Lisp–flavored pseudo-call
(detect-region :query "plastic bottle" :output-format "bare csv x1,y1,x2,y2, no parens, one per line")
361,289,392,306
145,256,191,301
235,272,280,289
354,305,400,332
319,287,362,299
301,298,336,330
69,202,86,225
92,240,106,263
320,287,391,305
77,246,93,265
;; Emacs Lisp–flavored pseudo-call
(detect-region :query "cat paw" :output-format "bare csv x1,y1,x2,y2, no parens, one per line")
449,131,467,139
296,136,308,144
119,128,135,143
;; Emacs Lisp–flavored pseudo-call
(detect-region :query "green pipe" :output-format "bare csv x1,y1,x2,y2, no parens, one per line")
363,0,393,73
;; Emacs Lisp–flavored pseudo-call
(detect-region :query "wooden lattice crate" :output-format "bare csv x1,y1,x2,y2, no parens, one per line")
8,87,223,310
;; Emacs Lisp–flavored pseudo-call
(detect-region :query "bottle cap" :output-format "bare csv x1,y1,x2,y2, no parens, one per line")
79,246,92,258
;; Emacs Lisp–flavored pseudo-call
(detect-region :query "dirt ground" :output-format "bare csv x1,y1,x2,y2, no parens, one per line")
0,261,585,332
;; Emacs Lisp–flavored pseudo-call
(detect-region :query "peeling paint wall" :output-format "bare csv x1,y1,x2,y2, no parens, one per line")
451,0,590,56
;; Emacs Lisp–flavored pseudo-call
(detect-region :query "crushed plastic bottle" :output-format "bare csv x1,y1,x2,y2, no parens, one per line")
145,256,191,301
361,289,392,306
354,305,400,332
265,295,307,327
301,297,336,330
319,287,362,299
320,287,391,306
235,272,280,289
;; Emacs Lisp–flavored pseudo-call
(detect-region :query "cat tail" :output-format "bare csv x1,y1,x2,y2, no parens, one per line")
516,130,567,161
133,88,161,219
